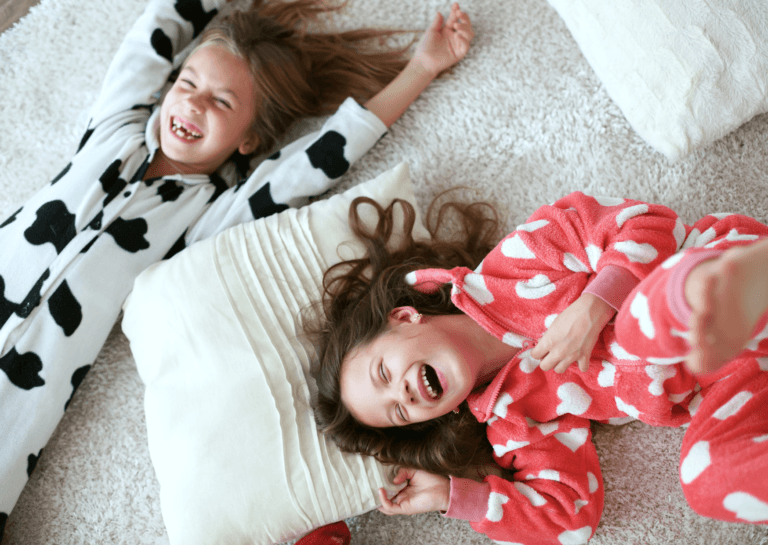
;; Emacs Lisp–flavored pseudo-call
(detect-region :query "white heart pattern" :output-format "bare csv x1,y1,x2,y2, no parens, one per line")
464,273,495,305
712,391,753,420
486,492,510,522
502,234,536,259
629,291,655,339
614,240,659,264
556,383,592,415
516,274,556,299
554,428,589,452
514,481,548,506
615,204,649,228
680,440,711,484
723,492,768,522
557,526,593,545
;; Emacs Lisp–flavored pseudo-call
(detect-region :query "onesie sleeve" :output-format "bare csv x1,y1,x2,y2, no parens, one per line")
443,413,603,545
89,0,225,123
184,97,388,244
614,213,768,362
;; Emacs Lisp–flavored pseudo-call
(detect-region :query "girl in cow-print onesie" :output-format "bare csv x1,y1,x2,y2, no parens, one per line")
0,0,475,525
309,192,768,544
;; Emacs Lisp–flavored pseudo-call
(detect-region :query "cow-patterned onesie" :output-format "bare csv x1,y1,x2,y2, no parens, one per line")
406,192,768,544
0,0,388,525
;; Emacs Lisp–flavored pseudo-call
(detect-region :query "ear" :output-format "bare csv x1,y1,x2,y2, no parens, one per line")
238,132,260,156
388,306,420,325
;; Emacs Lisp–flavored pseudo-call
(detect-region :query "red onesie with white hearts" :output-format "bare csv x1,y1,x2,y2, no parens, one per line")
406,192,768,544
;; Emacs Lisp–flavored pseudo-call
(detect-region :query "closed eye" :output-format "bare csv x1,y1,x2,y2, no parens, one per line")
379,361,388,384
396,404,407,423
180,78,196,88
215,97,232,109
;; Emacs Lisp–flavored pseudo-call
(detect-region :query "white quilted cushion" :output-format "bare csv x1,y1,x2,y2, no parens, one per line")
547,0,768,160
122,163,423,545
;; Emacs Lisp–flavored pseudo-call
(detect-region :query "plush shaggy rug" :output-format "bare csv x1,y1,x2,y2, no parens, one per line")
1,0,768,544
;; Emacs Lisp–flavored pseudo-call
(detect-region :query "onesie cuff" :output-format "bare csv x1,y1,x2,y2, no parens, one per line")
584,265,640,311
442,477,491,522
667,249,723,326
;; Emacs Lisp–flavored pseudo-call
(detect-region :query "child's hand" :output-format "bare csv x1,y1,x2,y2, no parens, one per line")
378,468,451,515
532,293,616,373
413,3,474,77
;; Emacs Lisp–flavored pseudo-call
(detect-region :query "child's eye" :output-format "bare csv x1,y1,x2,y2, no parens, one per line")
180,79,195,88
379,361,388,383
396,404,407,422
215,98,232,109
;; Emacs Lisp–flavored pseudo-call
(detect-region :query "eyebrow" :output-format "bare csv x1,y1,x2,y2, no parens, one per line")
369,358,397,427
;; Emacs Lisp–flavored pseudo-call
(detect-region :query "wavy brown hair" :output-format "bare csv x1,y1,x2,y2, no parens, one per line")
306,192,506,477
197,0,412,157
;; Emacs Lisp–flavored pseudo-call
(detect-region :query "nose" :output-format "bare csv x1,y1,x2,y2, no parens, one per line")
186,92,205,113
400,380,416,405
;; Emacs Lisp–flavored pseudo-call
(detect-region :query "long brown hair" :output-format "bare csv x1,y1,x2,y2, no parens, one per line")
198,0,412,157
307,192,505,477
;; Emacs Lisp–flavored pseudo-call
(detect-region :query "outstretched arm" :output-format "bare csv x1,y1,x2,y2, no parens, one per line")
364,3,474,127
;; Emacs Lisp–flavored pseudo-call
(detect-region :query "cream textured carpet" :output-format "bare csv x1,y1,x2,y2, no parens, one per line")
1,0,768,544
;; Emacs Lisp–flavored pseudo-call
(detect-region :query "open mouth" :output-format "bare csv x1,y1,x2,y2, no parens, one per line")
171,117,202,140
420,364,444,401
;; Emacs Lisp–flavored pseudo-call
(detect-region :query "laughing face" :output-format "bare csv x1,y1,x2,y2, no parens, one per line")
340,308,483,428
157,43,258,175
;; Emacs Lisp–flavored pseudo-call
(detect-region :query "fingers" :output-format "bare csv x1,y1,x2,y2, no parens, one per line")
377,488,403,515
429,10,444,32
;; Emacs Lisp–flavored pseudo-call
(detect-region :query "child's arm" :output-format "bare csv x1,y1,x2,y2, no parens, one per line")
376,414,603,545
364,3,474,128
89,0,225,125
185,4,474,245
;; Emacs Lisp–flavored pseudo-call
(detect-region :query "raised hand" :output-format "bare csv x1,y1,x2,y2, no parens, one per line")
532,293,616,373
684,239,768,374
378,467,451,516
413,3,475,77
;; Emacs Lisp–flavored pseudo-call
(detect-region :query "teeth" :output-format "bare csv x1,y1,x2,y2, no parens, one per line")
171,118,202,140
421,367,438,399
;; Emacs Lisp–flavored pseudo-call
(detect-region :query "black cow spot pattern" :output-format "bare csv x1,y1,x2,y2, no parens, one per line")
65,365,91,411
105,217,150,253
174,0,218,37
1,206,22,229
51,162,72,185
248,183,288,219
0,274,17,329
267,150,281,161
24,201,76,254
151,28,173,62
77,127,94,152
16,269,50,319
305,130,349,179
88,211,104,231
27,449,43,477
0,348,45,390
157,179,183,202
99,159,128,206
130,156,151,183
80,235,99,254
48,281,82,337
0,513,7,541
163,230,187,260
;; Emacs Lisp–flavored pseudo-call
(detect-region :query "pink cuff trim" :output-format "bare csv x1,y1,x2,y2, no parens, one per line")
443,477,491,522
667,249,723,326
584,265,640,311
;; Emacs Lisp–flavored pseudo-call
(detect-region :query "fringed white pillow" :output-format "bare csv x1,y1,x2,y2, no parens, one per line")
547,0,768,160
122,163,424,545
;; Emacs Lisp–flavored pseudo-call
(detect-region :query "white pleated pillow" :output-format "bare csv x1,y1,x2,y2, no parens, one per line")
122,163,424,545
547,0,768,160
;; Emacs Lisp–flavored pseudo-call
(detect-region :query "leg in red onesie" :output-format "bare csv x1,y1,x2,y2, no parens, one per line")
615,215,768,525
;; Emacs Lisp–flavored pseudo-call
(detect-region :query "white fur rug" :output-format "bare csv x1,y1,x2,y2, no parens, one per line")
2,0,768,544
